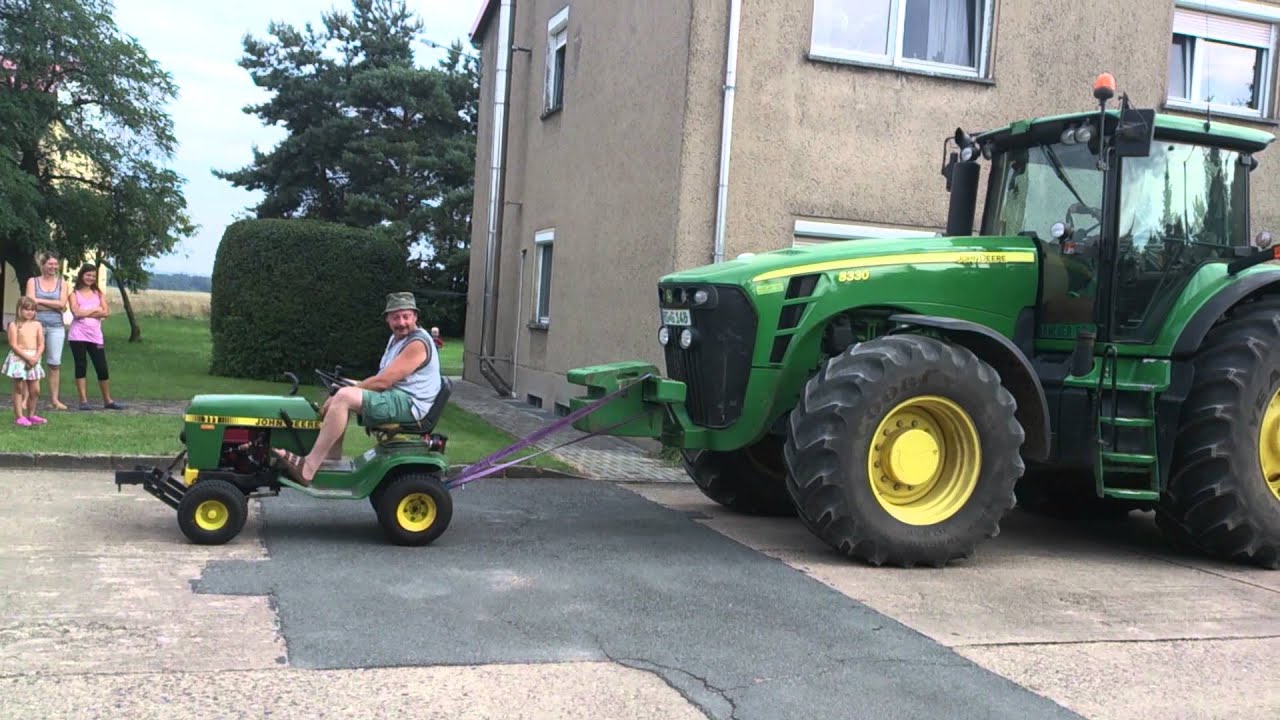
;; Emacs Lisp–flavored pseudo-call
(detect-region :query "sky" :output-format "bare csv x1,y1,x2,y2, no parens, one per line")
110,0,483,276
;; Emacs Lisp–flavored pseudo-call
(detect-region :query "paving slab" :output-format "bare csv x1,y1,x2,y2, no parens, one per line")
624,483,1280,720
0,664,705,720
450,378,688,482
0,471,282,677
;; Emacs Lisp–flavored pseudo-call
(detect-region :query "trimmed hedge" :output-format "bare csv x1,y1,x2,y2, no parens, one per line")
210,219,412,382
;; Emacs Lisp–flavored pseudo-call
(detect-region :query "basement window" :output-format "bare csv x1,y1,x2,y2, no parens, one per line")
792,219,940,247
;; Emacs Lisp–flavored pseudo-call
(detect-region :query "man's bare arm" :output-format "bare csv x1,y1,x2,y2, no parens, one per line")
357,341,429,391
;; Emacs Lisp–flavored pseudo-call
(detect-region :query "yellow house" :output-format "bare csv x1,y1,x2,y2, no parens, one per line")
2,122,109,330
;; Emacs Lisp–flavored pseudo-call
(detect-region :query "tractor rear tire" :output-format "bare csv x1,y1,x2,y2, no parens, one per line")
1159,298,1280,569
784,334,1025,567
376,473,453,546
681,436,795,516
177,479,249,546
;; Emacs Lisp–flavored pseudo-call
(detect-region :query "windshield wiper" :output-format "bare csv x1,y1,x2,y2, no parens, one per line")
1041,143,1088,208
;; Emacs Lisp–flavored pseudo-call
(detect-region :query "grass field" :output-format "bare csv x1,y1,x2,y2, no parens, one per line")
104,287,210,319
0,314,561,470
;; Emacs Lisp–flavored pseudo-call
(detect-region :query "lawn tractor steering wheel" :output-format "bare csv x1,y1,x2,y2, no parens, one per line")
315,366,355,396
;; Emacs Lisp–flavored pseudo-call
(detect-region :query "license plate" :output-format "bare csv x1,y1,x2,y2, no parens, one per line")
661,308,691,326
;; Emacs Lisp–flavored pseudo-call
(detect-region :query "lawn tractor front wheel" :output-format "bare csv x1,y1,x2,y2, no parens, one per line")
1159,297,1280,569
784,334,1025,567
681,434,795,516
376,473,453,546
177,479,249,545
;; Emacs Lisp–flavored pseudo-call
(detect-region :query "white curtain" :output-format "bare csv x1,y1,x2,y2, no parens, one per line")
927,0,972,66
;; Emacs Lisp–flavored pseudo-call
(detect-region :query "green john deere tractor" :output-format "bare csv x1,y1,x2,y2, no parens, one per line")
568,74,1280,569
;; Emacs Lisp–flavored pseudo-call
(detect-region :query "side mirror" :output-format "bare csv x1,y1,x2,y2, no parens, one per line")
1114,106,1155,158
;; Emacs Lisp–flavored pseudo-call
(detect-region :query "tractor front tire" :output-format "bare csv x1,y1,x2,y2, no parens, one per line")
376,473,453,546
784,335,1025,567
681,435,795,516
1159,298,1280,569
177,479,249,545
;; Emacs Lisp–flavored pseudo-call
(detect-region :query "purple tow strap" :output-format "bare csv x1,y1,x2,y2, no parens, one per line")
444,373,653,490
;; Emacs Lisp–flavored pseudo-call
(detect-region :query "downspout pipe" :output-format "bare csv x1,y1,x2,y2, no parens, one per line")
712,0,742,264
480,0,515,360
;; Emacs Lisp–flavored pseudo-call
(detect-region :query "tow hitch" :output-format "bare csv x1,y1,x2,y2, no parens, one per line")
115,452,188,509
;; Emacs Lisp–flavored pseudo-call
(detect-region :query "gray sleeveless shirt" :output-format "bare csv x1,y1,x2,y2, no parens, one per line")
33,276,63,329
379,327,441,420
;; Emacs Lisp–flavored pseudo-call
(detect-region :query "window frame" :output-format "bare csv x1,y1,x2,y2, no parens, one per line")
1167,0,1280,120
792,218,939,247
544,7,569,115
533,228,555,326
808,0,996,81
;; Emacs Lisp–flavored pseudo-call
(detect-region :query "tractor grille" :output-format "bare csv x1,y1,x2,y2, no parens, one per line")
660,285,757,429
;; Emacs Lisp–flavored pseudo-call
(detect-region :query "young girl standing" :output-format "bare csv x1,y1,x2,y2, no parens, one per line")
5,297,47,426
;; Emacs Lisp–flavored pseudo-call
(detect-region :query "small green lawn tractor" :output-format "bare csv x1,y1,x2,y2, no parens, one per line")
116,369,455,546
568,74,1280,569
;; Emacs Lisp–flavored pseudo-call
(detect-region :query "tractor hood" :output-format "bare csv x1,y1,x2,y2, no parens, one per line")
661,234,1034,289
184,394,320,426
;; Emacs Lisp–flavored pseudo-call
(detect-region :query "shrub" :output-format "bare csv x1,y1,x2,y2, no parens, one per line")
210,219,412,382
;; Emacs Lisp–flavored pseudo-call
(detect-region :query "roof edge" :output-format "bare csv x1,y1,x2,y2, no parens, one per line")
470,0,497,45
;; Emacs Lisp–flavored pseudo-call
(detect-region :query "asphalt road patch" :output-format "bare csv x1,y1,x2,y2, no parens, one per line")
195,478,1079,720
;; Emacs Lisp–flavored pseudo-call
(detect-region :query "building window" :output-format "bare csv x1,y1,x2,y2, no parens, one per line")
792,219,939,247
809,0,993,78
545,7,569,114
1168,1,1279,119
534,229,554,325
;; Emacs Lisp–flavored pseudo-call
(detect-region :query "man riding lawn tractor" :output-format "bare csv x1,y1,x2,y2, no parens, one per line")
567,74,1280,569
273,292,442,486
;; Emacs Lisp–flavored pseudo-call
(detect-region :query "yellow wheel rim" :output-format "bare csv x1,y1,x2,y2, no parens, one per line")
194,500,229,531
396,492,438,532
1257,388,1280,502
867,396,981,526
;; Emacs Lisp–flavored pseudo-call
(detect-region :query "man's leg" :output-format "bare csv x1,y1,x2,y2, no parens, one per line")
301,386,363,480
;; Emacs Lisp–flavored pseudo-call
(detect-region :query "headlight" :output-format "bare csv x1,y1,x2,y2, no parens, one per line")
1060,127,1077,145
1074,126,1093,144
960,145,978,161
692,289,709,305
679,328,694,349
658,326,670,346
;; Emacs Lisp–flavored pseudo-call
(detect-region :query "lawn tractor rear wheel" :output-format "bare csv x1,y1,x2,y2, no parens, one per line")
376,473,453,546
1159,297,1280,569
784,334,1025,567
681,435,795,516
177,479,249,545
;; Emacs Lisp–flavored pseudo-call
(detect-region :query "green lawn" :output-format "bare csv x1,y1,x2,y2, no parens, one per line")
2,315,462,401
0,315,571,471
0,408,576,471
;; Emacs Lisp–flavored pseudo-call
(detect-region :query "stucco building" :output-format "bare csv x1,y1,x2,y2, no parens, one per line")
463,0,1280,409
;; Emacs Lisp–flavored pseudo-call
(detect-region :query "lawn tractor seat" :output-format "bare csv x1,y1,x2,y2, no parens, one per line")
368,377,452,443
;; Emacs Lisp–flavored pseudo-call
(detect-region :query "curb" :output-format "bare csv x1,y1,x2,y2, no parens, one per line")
0,452,587,479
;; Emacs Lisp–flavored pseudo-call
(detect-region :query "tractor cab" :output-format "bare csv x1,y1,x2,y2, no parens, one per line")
943,74,1272,348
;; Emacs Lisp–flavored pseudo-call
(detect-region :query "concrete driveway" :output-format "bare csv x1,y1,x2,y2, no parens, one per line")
631,484,1280,720
0,469,1276,719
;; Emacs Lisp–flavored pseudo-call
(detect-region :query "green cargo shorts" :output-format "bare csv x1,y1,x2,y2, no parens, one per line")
361,388,418,426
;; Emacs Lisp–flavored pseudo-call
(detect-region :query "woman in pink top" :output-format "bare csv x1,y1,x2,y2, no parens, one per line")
68,264,124,411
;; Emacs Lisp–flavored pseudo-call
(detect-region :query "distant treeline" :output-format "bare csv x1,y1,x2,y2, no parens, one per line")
146,273,212,292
